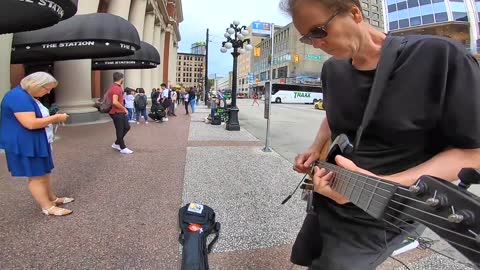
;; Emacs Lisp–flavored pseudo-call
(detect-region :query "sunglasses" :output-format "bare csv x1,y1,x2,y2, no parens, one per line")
299,12,338,45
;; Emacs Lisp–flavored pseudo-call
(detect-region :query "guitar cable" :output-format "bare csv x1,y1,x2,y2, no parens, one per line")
281,174,308,205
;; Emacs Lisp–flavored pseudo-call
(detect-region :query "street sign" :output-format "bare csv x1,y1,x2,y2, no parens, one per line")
305,54,322,60
248,72,254,84
251,22,271,37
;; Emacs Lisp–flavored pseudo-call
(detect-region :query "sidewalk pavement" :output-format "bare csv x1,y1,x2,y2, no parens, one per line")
0,104,474,270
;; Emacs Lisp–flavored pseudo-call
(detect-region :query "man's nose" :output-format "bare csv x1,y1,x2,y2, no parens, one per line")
312,38,326,48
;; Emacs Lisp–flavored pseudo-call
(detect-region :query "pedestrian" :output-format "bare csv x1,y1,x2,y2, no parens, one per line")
189,86,196,113
183,90,190,115
0,72,73,216
160,83,170,121
280,0,480,269
252,93,259,106
108,72,133,154
170,87,177,116
124,88,135,122
134,88,148,124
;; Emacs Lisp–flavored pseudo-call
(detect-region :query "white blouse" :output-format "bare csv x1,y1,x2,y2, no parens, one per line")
34,99,54,144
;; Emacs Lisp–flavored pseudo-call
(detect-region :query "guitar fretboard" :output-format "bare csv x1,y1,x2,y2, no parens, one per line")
314,161,398,219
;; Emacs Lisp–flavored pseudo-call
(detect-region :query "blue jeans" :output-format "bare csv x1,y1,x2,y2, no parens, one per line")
190,99,196,113
127,108,134,121
135,109,148,122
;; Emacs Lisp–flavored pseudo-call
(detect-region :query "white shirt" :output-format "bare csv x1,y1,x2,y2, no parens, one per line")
162,88,169,98
34,99,54,144
125,94,135,109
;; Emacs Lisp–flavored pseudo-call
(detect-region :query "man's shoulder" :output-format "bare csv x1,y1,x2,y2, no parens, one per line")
401,34,469,56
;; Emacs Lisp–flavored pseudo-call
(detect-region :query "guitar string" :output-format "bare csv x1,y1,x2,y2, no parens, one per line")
304,177,477,242
381,218,477,269
387,205,478,244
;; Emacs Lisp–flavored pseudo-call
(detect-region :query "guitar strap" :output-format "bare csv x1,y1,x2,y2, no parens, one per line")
352,35,407,151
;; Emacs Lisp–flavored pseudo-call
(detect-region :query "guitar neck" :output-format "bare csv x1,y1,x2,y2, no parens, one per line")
314,160,399,219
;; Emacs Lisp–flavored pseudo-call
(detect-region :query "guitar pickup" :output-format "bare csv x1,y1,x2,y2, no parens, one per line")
300,183,313,190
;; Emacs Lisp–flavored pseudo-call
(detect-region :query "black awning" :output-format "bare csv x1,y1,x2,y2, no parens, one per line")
0,0,78,34
11,13,141,64
92,41,161,70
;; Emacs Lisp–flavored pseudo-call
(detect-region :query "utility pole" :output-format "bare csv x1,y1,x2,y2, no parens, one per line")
204,28,209,105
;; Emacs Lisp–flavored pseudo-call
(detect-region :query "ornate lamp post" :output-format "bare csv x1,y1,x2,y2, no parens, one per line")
220,20,253,131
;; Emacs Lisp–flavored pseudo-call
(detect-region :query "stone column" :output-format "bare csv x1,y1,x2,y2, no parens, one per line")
0,34,13,101
124,0,147,89
53,0,100,124
158,28,166,85
152,24,161,88
101,0,132,94
141,12,155,91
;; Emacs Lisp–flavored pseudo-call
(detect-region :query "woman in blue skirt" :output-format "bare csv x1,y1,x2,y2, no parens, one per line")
0,72,73,216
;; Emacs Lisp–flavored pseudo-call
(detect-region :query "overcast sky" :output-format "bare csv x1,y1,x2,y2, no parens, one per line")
178,0,292,78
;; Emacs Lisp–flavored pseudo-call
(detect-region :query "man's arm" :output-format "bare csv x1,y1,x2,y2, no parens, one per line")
112,94,127,113
309,117,331,152
388,148,480,186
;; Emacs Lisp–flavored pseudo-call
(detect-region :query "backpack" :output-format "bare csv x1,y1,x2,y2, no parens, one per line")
99,89,112,113
178,203,220,270
135,95,147,110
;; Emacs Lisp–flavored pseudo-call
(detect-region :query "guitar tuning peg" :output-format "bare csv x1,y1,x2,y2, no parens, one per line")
448,206,464,224
409,180,427,195
426,190,447,208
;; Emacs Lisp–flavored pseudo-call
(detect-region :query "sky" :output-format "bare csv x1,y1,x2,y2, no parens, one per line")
178,0,292,78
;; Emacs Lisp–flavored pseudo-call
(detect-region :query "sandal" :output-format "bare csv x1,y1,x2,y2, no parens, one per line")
42,205,72,216
53,197,75,206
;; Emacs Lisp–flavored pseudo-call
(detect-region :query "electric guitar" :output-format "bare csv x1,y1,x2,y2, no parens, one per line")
300,133,480,268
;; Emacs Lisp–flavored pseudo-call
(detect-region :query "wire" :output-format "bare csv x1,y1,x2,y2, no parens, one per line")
388,256,411,270
281,174,308,204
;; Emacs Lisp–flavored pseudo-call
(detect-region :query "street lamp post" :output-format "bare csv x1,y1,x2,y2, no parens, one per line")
220,20,253,131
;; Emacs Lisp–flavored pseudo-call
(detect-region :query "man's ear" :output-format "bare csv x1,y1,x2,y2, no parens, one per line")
351,5,364,23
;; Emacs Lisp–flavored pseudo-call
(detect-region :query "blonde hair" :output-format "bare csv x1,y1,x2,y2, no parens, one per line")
20,72,58,92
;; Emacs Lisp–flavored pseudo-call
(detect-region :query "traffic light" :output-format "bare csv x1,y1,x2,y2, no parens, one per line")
294,54,300,64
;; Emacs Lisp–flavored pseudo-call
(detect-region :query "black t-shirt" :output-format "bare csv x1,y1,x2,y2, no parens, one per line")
322,35,480,175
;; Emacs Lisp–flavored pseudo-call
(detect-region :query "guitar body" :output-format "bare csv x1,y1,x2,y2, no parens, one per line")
300,133,480,268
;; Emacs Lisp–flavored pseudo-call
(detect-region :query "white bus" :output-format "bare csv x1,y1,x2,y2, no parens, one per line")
270,84,323,104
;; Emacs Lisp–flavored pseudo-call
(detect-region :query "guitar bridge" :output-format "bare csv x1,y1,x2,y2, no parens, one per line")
300,177,315,213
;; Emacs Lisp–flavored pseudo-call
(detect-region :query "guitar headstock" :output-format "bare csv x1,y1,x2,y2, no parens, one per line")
392,171,480,268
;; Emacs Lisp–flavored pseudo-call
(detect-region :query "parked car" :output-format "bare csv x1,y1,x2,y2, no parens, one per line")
236,93,246,99
314,100,324,110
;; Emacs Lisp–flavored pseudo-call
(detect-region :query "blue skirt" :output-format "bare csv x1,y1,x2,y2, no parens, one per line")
5,147,54,177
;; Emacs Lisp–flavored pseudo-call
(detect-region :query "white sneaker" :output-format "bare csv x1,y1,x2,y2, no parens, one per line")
145,121,149,124
111,143,121,151
136,121,140,125
163,117,169,121
120,148,134,154
128,120,136,123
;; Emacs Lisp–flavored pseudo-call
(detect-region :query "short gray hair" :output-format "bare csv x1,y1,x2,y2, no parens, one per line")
279,0,364,16
20,72,58,92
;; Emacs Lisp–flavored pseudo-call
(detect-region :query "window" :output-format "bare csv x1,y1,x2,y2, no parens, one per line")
372,12,380,19
422,14,435,23
435,12,448,22
361,2,369,8
397,1,408,10
399,18,410,27
453,11,468,21
419,0,431,5
371,20,380,26
408,0,420,7
372,6,379,11
410,16,422,25
389,20,399,30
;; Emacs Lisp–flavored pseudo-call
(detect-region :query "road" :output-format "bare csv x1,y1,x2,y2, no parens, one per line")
237,98,324,163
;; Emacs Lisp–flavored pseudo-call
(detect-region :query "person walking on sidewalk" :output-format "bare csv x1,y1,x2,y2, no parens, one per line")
189,86,196,113
108,72,133,154
281,0,480,269
134,88,148,124
0,72,73,216
183,89,190,115
124,88,135,123
169,87,177,116
252,93,260,106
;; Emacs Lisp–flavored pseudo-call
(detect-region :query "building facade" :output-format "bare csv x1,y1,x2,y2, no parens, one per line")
383,0,479,53
0,0,183,123
191,42,206,55
176,52,205,88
